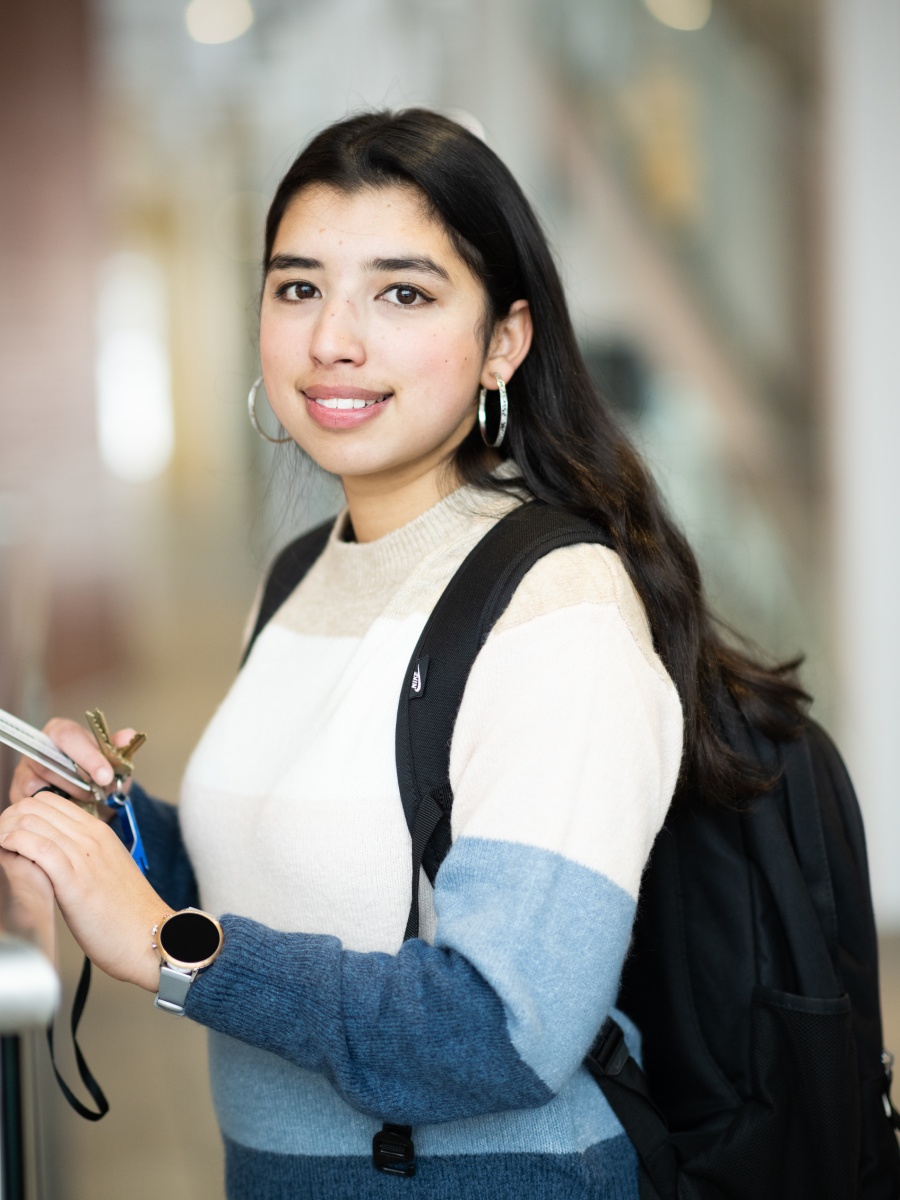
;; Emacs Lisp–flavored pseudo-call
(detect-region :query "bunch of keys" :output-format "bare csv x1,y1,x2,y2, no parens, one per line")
85,709,149,874
0,706,149,874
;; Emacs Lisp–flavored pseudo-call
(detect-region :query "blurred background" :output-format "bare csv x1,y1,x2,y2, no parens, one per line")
1,0,898,1195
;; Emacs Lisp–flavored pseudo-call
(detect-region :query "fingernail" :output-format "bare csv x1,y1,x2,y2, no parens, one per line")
98,765,113,785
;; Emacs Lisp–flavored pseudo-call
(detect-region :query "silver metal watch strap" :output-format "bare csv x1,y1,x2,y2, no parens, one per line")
154,964,196,1016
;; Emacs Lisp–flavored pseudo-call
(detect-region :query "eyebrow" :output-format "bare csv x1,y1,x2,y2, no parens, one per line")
365,256,451,282
266,254,322,274
265,253,450,282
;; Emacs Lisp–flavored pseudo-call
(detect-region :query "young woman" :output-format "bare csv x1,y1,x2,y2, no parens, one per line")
0,110,803,1199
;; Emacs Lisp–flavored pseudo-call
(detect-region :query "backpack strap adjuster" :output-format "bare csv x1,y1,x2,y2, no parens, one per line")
372,1123,416,1176
588,1017,631,1078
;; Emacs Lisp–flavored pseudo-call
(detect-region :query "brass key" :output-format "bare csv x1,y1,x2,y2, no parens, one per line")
85,709,146,783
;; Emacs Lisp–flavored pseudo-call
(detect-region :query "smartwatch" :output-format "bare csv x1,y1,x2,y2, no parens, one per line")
152,908,224,1016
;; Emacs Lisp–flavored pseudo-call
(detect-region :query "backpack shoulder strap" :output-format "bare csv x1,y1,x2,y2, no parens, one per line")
240,518,335,667
395,501,613,939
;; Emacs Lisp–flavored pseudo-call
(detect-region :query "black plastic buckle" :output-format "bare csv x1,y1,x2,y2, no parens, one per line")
587,1017,630,1077
372,1123,416,1176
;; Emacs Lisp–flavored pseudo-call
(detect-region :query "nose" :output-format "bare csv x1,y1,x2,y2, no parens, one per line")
308,294,366,368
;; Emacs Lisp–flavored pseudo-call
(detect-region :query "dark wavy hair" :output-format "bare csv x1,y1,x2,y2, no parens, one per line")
263,108,808,807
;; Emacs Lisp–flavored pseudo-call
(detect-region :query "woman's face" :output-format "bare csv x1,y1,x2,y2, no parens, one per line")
259,184,526,495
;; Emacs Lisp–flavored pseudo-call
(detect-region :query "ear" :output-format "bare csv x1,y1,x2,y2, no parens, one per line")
481,299,532,390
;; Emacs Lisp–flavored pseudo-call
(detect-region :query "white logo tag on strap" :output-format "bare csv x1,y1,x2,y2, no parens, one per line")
409,657,430,698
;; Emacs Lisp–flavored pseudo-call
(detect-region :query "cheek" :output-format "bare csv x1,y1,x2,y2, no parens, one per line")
258,314,299,371
395,325,480,407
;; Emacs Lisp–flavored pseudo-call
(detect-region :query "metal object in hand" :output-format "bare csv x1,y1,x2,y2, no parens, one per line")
0,707,105,806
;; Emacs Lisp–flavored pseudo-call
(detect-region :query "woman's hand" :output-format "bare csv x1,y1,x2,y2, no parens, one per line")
9,717,137,819
0,791,165,992
0,847,57,962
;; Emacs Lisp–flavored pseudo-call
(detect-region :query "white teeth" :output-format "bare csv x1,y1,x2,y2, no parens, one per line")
314,396,386,409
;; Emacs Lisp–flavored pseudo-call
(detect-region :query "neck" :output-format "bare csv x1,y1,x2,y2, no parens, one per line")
341,458,461,543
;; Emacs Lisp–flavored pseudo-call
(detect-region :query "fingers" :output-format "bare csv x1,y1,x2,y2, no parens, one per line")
45,718,115,787
8,715,121,806
0,844,55,908
0,792,163,990
2,788,92,842
0,791,119,892
1,820,70,877
10,758,88,804
0,806,81,889
7,715,142,818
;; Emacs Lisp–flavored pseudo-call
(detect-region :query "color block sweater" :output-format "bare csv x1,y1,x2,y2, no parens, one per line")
130,479,683,1200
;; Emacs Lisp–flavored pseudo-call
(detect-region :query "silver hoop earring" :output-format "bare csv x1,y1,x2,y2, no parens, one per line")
248,375,292,444
478,374,508,448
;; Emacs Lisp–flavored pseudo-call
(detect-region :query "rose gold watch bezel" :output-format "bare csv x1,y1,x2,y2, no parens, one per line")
157,908,224,971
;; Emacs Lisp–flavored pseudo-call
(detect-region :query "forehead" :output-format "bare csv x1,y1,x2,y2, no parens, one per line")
272,184,467,269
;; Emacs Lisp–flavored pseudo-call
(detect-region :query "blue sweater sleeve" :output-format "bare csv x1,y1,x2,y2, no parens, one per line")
129,783,199,912
185,912,552,1124
183,839,638,1124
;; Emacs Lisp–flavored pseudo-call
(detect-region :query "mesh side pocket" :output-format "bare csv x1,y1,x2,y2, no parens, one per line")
678,988,859,1200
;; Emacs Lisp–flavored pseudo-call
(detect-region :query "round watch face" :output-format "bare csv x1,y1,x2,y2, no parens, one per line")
159,910,223,969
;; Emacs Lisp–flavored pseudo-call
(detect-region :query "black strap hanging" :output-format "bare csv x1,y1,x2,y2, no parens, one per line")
46,955,109,1121
585,1018,676,1200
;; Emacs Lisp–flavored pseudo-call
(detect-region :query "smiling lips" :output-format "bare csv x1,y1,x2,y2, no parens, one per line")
303,384,391,428
317,397,385,410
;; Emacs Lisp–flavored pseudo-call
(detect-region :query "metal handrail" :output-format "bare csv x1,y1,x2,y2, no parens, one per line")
0,496,59,1200
0,849,60,1200
0,848,60,1200
0,852,59,1036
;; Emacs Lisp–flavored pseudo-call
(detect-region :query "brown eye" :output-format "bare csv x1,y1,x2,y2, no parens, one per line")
381,284,432,307
277,281,319,301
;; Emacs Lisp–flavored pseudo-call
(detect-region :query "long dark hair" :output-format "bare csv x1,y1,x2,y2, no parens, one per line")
263,108,808,807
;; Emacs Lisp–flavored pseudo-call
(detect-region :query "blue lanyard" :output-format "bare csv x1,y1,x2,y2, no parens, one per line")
107,782,149,874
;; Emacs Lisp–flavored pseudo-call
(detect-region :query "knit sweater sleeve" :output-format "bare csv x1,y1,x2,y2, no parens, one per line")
184,544,683,1123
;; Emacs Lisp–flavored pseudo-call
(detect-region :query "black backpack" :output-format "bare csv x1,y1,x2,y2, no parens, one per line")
245,501,900,1199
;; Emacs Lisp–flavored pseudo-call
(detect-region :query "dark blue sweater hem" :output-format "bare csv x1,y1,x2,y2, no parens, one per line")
223,1133,638,1200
